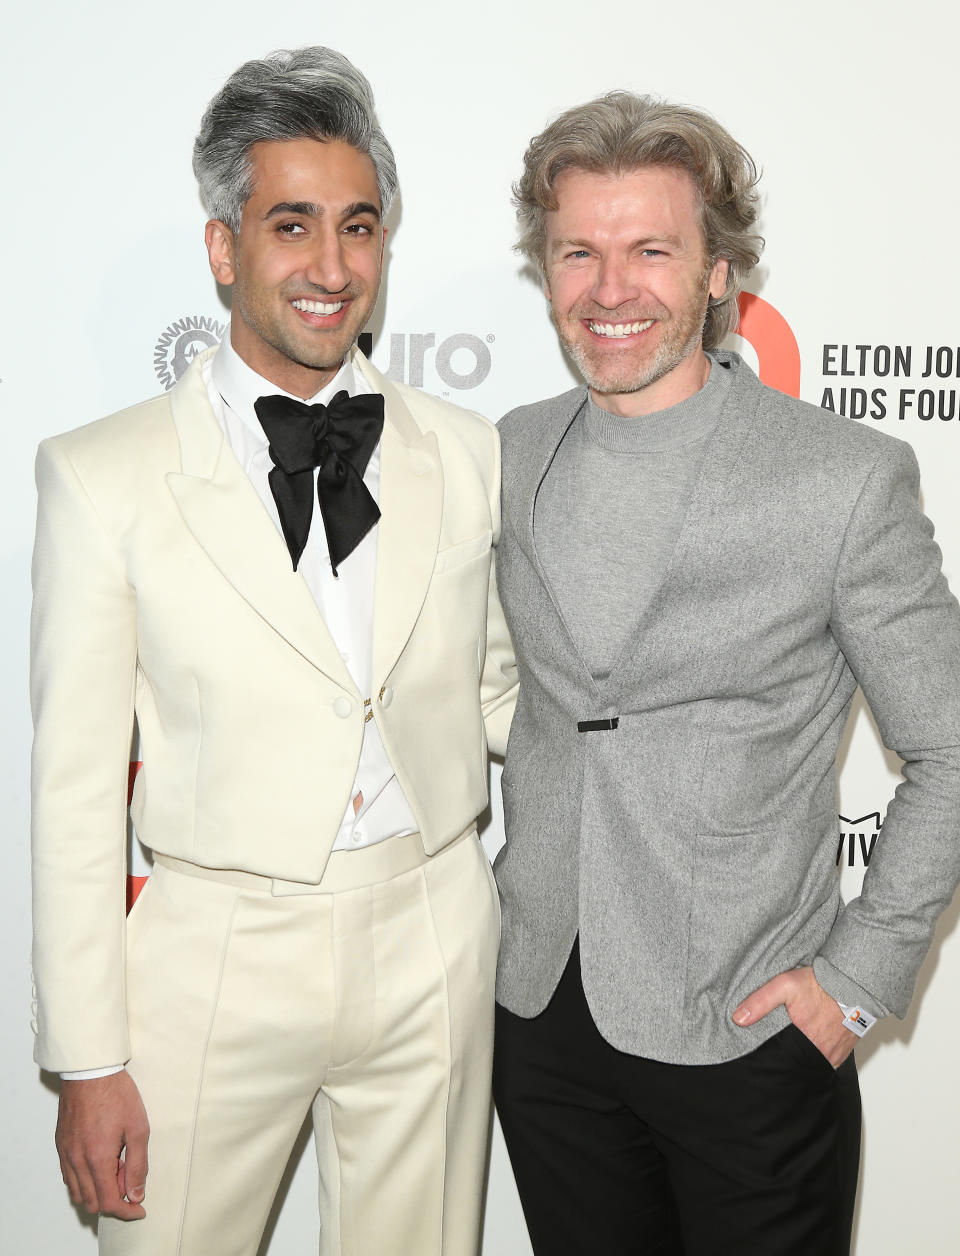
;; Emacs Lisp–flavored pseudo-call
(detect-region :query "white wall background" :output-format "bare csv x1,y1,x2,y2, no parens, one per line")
3,2,958,1251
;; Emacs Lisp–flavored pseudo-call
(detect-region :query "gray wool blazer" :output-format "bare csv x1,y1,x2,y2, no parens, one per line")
493,351,960,1065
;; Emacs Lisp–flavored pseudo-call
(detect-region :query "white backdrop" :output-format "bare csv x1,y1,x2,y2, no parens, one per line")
3,2,959,1251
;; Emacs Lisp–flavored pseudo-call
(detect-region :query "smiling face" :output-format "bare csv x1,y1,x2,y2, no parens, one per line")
544,164,729,415
205,136,384,397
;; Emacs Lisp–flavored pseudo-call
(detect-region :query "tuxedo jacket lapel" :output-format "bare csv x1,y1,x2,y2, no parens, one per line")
164,351,358,693
357,355,444,687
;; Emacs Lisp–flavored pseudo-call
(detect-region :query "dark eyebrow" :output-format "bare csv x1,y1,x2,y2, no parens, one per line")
341,201,381,222
263,201,321,220
262,200,382,222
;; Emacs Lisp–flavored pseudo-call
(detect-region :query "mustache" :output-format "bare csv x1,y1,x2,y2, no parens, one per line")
283,280,365,300
571,304,668,322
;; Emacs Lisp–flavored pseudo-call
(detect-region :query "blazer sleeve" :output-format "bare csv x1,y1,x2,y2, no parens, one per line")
478,421,518,758
30,437,137,1071
818,439,960,1018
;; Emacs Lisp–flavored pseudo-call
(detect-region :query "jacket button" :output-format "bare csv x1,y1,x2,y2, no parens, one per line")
333,697,353,719
380,686,394,708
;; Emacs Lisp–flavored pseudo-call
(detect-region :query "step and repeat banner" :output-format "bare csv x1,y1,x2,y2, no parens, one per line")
3,2,958,1251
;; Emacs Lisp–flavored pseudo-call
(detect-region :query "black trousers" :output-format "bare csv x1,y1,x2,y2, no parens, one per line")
493,940,861,1256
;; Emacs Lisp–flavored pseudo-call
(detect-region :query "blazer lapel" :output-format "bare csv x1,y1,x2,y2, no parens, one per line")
507,386,602,693
164,349,357,692
355,353,444,686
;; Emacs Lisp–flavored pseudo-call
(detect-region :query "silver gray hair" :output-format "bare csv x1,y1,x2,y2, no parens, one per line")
193,46,398,232
514,92,764,349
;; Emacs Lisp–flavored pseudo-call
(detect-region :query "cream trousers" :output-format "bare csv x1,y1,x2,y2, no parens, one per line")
98,828,500,1256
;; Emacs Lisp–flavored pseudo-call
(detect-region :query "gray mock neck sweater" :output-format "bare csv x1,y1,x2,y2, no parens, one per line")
535,356,733,681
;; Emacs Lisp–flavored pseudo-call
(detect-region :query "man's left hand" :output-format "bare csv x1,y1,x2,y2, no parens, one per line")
732,967,858,1068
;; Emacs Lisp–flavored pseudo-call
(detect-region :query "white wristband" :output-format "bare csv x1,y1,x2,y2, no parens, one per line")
837,1002,877,1038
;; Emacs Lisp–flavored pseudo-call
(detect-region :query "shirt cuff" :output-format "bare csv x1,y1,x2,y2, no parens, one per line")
813,955,889,1020
60,1064,126,1081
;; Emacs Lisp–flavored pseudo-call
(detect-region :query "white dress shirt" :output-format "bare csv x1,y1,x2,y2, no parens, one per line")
206,336,419,851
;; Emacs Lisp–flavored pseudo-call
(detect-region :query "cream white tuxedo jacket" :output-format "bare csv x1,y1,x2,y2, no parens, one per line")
30,345,517,1071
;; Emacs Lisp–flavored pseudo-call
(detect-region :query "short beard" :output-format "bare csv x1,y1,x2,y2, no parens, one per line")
561,314,705,397
554,269,712,398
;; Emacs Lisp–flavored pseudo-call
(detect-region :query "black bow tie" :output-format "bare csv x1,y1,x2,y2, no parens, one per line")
253,390,385,575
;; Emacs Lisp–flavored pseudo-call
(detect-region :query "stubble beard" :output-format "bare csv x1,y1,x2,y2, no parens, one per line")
554,274,712,399
234,276,378,376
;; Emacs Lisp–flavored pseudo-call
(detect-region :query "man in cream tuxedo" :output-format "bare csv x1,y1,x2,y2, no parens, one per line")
31,47,515,1256
491,93,960,1254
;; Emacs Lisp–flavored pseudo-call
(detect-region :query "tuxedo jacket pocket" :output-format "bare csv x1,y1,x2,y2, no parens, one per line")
433,528,493,575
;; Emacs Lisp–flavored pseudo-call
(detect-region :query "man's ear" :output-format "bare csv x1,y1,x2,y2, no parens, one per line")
205,220,237,286
708,256,730,302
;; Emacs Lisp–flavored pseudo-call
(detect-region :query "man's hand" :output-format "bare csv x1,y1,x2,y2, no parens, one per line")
55,1071,149,1219
732,966,858,1068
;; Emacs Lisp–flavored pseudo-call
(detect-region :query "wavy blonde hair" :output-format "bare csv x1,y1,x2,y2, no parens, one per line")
514,92,763,348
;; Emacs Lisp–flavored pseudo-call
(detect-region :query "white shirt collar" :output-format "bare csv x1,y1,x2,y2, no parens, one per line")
210,332,369,445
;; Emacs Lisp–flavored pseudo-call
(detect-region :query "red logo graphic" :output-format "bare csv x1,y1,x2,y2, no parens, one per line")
736,293,801,399
127,761,147,913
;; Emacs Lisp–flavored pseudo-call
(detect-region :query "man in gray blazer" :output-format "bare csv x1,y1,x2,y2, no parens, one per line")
491,92,960,1255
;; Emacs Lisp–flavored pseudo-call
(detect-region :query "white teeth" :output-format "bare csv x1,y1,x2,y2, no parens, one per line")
588,318,654,338
292,299,345,315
